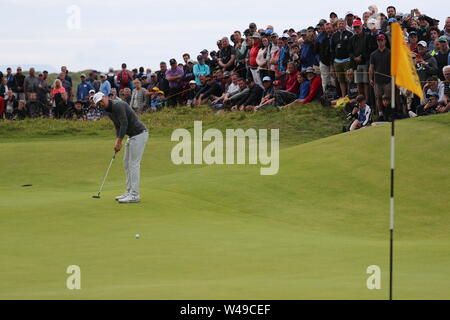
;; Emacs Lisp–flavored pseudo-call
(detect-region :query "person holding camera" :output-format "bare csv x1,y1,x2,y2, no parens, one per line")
349,95,372,131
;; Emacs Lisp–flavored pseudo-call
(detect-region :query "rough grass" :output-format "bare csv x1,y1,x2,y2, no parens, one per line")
0,103,345,146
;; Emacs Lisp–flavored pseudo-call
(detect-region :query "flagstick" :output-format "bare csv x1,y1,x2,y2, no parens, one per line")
389,76,396,301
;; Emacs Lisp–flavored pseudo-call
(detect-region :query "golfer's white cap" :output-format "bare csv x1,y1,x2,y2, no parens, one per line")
93,92,104,105
262,76,272,82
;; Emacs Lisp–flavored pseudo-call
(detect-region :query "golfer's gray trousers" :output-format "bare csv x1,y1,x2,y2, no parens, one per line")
124,130,149,196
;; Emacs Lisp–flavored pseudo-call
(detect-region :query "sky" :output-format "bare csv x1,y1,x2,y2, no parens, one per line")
2,0,447,73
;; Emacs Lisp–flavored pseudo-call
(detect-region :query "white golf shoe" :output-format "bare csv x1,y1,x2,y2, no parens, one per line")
118,195,140,204
115,193,130,201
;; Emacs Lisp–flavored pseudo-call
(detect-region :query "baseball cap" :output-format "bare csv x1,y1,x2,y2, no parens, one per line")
150,73,157,77
187,59,195,64
189,80,196,85
200,49,208,54
438,36,448,42
158,90,164,95
89,89,95,94
300,29,307,35
197,55,204,61
318,19,327,25
271,32,278,38
377,34,386,40
330,12,337,18
408,31,417,37
265,29,273,35
287,38,294,43
418,40,427,47
80,74,86,78
262,76,272,82
93,92,104,105
152,87,159,91
223,71,231,77
352,20,363,27
100,73,106,78
305,67,316,74
251,33,261,39
281,33,289,39
388,18,398,23
345,11,354,17
249,22,256,28
429,92,439,98
169,58,177,65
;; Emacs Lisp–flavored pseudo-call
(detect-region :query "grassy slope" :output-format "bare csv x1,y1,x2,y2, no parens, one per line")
0,110,448,300
0,104,344,146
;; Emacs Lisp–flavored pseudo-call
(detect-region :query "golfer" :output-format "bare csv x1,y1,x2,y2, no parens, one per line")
93,92,149,203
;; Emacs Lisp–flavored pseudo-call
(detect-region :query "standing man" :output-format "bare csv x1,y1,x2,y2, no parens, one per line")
93,92,149,204
331,19,353,97
165,59,184,107
369,34,391,121
349,19,370,99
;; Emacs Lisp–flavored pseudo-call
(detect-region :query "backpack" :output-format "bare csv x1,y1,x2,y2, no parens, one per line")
118,70,129,87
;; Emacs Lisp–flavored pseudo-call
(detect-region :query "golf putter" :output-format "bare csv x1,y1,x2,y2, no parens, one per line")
92,152,117,199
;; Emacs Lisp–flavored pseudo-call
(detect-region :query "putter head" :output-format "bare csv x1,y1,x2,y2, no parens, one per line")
92,195,101,199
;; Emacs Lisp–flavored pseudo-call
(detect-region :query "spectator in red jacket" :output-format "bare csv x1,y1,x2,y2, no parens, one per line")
298,67,323,104
285,62,300,93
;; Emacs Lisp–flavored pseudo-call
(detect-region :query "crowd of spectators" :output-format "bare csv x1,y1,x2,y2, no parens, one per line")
0,4,449,128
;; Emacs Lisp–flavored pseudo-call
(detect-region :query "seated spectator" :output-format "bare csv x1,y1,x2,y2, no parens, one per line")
436,100,450,114
409,93,440,117
63,100,85,120
211,74,241,109
349,95,372,131
14,100,27,120
193,55,210,85
54,92,73,118
285,62,300,93
257,76,276,109
121,87,132,104
194,75,223,106
3,89,17,120
186,80,198,108
231,77,263,112
297,67,323,104
85,101,103,121
26,92,45,118
222,78,249,109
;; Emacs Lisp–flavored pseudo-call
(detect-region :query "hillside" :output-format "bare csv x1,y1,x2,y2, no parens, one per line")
0,112,448,299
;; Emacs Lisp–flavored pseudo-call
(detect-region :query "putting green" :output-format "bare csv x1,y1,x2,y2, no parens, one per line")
0,114,449,300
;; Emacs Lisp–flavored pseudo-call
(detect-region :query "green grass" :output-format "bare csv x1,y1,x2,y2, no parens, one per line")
0,108,448,300
0,104,344,145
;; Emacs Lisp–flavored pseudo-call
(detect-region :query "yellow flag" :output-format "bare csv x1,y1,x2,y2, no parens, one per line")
391,22,424,99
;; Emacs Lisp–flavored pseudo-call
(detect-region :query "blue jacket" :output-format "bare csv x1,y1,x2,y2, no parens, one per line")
301,40,318,70
77,81,94,101
193,63,210,85
298,81,311,100
278,45,289,73
100,80,111,96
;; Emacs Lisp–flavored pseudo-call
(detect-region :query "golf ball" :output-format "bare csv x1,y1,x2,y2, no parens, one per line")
135,234,141,239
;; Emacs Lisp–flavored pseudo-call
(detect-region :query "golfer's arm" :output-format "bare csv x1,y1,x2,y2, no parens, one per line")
115,108,128,140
